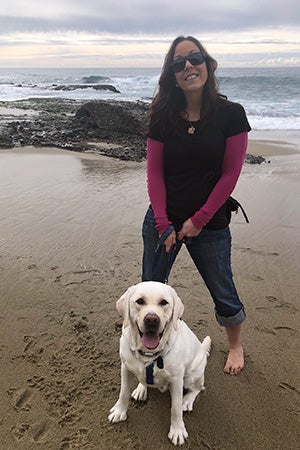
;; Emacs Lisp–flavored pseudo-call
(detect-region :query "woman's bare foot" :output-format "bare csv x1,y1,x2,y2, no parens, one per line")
224,345,244,375
224,324,244,375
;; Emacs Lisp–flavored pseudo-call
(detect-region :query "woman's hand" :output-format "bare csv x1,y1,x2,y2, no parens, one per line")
177,219,202,240
163,230,177,253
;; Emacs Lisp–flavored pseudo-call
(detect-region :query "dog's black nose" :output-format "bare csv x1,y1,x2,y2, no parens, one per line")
144,313,160,330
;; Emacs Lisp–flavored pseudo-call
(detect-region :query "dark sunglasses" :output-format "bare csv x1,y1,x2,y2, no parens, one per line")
170,52,206,73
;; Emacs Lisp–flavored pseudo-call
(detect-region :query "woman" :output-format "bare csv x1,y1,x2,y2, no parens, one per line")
142,36,251,375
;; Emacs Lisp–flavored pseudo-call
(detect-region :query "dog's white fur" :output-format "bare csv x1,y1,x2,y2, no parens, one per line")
108,281,211,446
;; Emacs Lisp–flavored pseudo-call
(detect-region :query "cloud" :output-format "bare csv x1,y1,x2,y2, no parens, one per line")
1,0,300,35
0,0,299,67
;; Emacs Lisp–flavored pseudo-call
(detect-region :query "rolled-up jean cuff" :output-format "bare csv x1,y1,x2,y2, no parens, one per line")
215,307,246,327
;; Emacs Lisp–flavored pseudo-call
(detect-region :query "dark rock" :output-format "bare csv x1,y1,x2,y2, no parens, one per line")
0,99,148,161
72,100,148,160
0,98,269,164
245,154,266,164
0,134,14,148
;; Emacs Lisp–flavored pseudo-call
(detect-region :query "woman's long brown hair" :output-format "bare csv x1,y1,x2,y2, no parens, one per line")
148,36,221,134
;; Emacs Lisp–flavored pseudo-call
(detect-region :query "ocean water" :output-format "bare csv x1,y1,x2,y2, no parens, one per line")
0,66,299,131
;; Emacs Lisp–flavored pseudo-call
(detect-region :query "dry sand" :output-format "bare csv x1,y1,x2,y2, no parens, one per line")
0,137,299,450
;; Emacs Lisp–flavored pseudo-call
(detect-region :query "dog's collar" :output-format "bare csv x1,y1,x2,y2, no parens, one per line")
138,349,161,358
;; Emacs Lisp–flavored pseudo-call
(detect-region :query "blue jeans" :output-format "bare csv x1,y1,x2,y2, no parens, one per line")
142,206,245,327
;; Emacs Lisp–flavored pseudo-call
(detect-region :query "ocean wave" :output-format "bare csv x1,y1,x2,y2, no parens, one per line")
81,75,111,83
0,67,299,132
248,115,300,130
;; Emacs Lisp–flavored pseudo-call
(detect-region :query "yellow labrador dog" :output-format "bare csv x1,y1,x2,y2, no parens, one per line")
108,281,211,446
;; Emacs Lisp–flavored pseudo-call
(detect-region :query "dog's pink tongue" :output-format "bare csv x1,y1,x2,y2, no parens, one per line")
142,332,160,349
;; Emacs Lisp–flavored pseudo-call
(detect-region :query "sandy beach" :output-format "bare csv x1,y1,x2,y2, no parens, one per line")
0,135,299,449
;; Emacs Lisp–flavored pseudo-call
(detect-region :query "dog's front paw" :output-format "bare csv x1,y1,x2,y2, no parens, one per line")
168,423,188,446
131,383,148,402
182,389,199,412
108,401,127,423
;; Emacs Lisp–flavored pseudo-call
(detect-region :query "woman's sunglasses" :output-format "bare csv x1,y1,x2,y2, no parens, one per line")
170,52,206,73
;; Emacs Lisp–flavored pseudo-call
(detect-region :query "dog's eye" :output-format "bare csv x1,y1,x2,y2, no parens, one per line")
160,299,169,306
136,298,145,306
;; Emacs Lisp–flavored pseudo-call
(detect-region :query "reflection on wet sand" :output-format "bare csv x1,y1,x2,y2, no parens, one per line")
0,147,147,271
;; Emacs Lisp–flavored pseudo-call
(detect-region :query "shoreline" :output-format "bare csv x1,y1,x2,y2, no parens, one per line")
1,135,299,158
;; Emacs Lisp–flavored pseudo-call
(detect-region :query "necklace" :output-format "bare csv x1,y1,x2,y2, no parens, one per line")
187,121,196,135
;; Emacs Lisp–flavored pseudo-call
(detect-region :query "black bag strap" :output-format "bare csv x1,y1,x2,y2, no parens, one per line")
229,196,250,223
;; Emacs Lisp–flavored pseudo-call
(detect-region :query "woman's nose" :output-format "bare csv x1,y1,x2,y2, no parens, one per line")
184,59,193,69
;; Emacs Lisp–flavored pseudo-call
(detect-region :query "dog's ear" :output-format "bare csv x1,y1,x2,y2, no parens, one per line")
116,286,134,328
170,286,184,330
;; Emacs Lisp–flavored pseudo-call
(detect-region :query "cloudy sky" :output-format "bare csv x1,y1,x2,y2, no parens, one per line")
0,0,299,68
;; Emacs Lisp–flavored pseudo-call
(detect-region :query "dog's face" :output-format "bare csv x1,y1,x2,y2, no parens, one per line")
116,281,184,351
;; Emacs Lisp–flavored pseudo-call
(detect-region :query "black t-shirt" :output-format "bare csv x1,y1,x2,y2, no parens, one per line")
148,97,251,229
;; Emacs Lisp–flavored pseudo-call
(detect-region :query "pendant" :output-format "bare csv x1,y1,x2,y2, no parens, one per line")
188,126,195,134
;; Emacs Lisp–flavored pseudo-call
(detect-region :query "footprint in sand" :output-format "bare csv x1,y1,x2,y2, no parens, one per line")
14,388,33,411
256,296,299,313
29,420,51,443
273,326,297,337
11,420,52,444
255,325,297,338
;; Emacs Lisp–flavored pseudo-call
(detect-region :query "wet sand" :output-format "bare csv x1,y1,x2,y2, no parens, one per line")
0,140,299,449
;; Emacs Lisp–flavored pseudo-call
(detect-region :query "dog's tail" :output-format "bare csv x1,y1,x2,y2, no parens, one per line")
202,336,212,357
